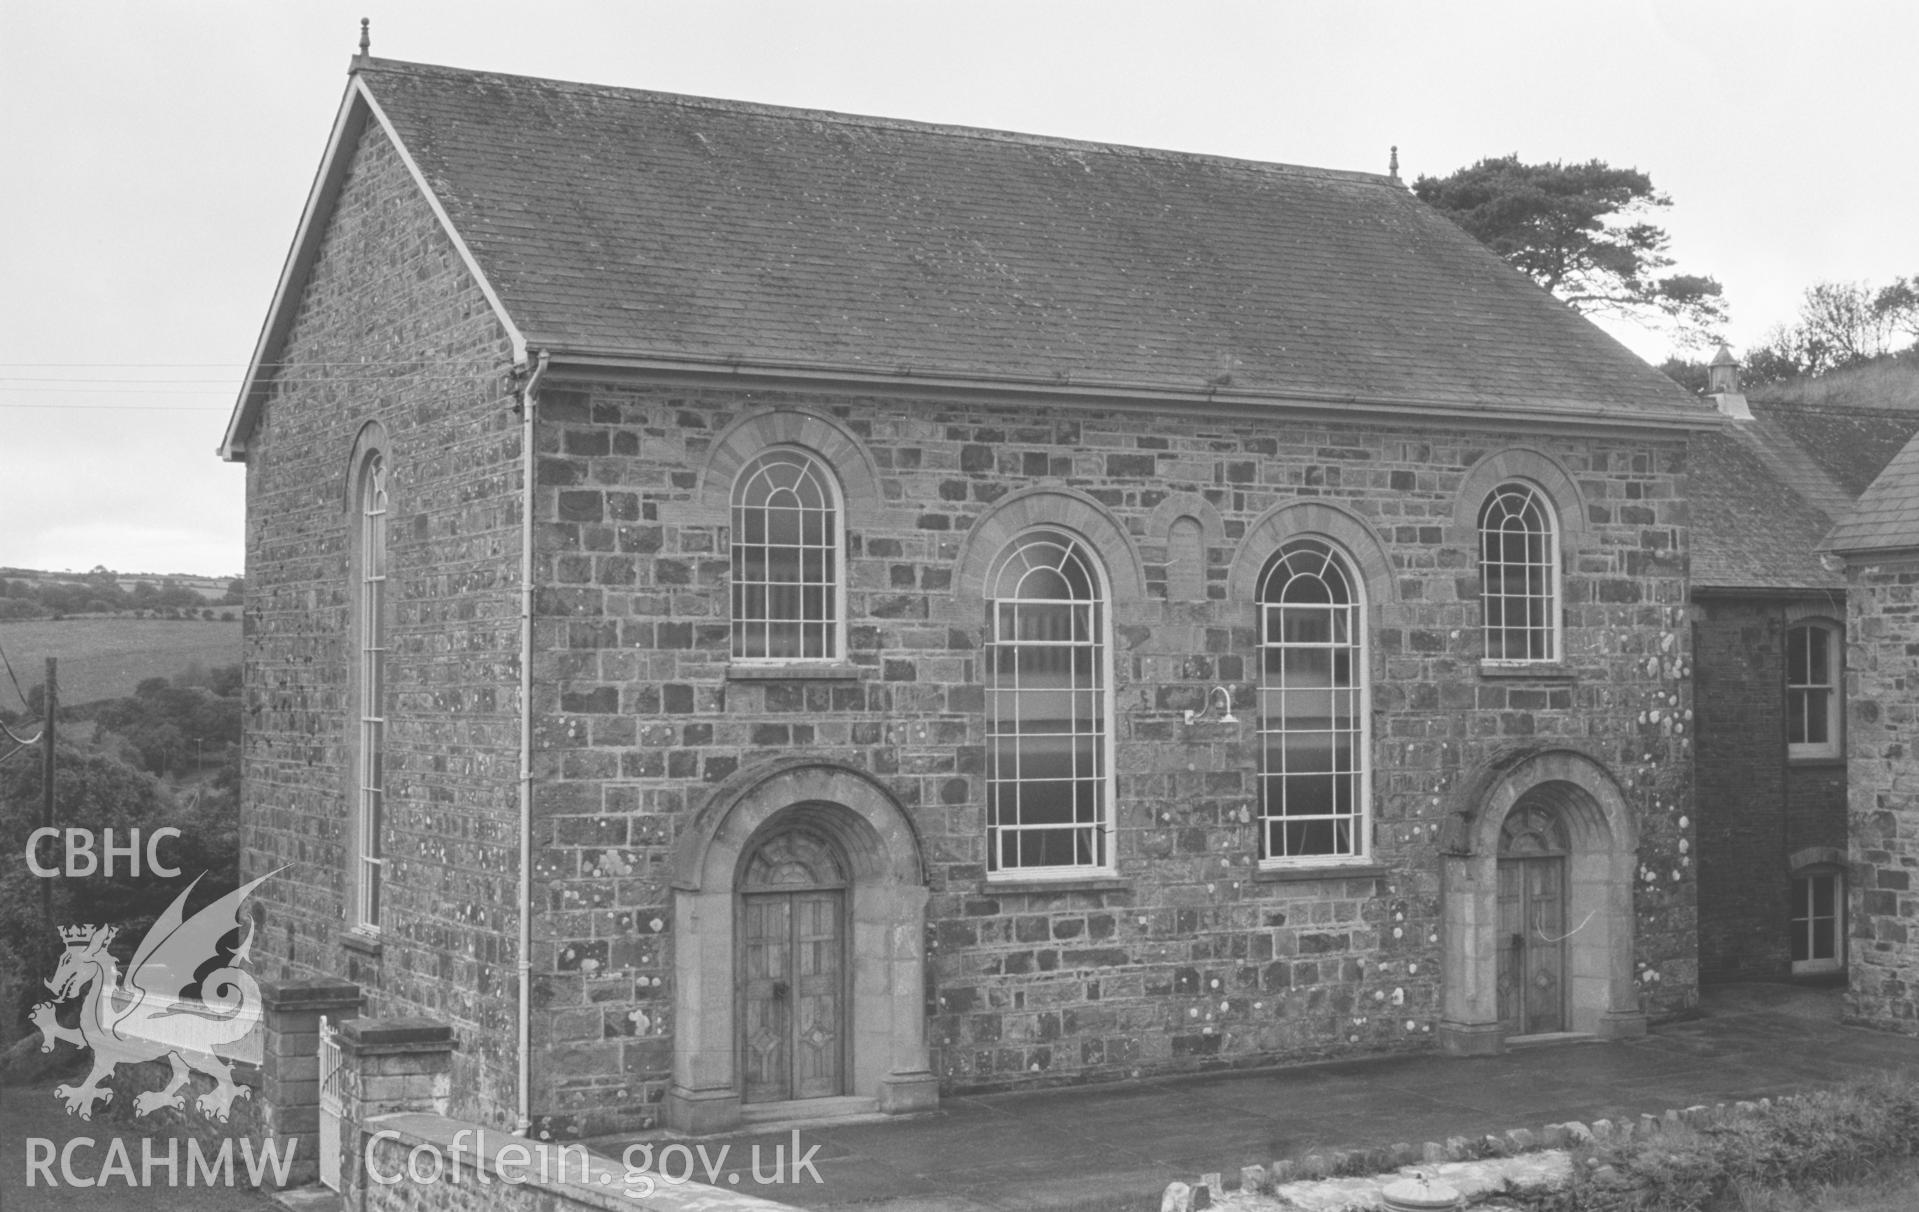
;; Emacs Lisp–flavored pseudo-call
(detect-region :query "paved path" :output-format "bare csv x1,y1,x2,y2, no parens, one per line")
588,984,1919,1211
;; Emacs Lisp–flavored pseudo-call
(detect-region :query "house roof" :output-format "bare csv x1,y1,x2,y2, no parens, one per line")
222,57,1712,458
1823,428,1919,556
1691,398,1919,583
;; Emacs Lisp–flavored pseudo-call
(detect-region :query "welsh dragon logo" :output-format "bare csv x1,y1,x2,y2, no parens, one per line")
33,869,276,1121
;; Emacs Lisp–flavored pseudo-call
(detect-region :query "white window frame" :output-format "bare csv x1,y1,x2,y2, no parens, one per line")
1479,481,1561,664
1256,539,1371,867
1790,870,1844,975
353,450,387,934
984,530,1116,879
1786,619,1842,760
729,448,846,663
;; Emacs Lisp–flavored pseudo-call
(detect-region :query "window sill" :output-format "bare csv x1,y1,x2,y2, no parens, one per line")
1478,660,1574,681
1253,862,1390,884
725,662,865,682
983,875,1128,895
1787,754,1845,768
341,930,384,958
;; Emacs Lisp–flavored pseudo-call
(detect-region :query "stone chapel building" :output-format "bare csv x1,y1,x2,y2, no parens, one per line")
223,54,1712,1138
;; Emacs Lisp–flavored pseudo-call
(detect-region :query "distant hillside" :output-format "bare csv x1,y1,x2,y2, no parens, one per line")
1750,352,1919,411
0,618,241,708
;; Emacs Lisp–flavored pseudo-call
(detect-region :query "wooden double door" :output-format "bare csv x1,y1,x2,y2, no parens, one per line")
740,830,847,1104
1496,804,1569,1036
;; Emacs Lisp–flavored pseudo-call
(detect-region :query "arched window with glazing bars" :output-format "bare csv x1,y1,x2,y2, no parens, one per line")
731,449,842,661
985,531,1112,874
354,449,388,930
1479,482,1559,663
1258,539,1367,863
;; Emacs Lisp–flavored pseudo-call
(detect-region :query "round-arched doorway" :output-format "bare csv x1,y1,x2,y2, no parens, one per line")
1439,748,1646,1054
739,828,850,1104
667,759,937,1133
1497,802,1571,1035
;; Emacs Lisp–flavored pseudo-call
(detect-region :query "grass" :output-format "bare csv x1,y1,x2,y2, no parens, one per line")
1732,1158,1919,1211
1518,1074,1919,1212
1750,352,1919,410
0,617,240,707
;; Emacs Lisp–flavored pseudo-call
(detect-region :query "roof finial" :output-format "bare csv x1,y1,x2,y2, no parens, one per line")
1388,145,1400,182
358,17,370,58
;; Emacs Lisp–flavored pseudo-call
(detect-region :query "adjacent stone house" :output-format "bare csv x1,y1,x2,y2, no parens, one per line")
221,54,1713,1138
1822,418,1919,1031
1689,355,1919,983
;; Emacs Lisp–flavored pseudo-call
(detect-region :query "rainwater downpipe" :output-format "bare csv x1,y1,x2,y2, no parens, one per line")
516,349,549,1137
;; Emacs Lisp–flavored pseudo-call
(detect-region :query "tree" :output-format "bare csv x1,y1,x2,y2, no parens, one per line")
1413,155,1726,344
1743,275,1919,385
1873,276,1919,343
0,742,239,1030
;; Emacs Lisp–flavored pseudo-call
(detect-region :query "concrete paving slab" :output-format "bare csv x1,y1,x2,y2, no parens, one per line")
584,985,1919,1211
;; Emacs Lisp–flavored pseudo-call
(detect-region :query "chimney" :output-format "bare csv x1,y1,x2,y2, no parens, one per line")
1707,344,1751,420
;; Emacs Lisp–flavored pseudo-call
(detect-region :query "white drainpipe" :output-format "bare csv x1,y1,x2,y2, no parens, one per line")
516,349,549,1136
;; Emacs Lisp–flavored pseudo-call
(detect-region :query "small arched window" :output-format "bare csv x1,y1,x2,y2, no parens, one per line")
1257,539,1368,863
353,449,388,931
985,531,1112,875
1786,619,1842,759
731,449,842,661
1479,482,1559,663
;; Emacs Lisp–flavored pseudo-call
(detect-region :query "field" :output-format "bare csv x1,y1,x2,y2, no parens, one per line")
0,617,241,707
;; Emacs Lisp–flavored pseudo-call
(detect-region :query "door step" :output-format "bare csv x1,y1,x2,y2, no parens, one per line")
1506,1031,1595,1047
740,1095,881,1130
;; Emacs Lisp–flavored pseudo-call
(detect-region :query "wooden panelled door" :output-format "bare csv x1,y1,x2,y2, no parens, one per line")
740,830,847,1104
1496,804,1569,1036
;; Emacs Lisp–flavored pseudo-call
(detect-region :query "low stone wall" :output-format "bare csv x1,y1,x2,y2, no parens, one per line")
1165,1096,1801,1210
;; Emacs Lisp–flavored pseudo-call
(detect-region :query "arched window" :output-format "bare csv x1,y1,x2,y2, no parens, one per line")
1479,482,1559,663
353,449,388,931
985,531,1112,874
731,450,842,661
1258,539,1368,862
1787,619,1842,759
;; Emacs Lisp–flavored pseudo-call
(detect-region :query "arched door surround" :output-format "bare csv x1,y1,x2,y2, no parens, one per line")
666,759,936,1133
1438,748,1646,1055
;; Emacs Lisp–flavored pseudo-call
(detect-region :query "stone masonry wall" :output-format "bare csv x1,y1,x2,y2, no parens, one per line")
524,381,1700,1135
1847,556,1919,1031
241,123,524,1124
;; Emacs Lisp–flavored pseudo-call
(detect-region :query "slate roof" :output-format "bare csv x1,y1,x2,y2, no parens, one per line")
1692,399,1919,584
1823,428,1919,555
224,58,1712,456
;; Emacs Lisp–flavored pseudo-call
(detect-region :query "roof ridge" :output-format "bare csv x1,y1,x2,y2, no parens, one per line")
353,56,1400,187
1753,398,1919,415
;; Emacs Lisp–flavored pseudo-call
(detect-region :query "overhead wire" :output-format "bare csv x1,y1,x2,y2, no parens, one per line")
0,636,34,711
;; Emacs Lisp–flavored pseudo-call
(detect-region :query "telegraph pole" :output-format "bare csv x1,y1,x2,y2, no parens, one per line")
41,658,56,937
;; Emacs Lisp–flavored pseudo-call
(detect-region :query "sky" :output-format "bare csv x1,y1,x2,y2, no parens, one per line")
4,1,1916,579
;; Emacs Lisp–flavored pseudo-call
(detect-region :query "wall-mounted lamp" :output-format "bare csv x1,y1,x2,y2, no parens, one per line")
1183,685,1239,726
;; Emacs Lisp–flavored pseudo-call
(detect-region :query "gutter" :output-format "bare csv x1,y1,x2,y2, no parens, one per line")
537,348,1725,435
515,349,550,1136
